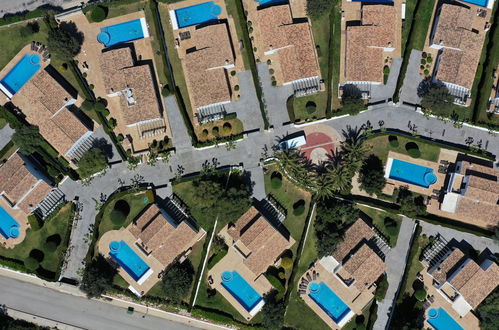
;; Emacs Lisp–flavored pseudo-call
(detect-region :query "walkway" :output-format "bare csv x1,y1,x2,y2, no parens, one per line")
374,216,416,330
0,123,14,150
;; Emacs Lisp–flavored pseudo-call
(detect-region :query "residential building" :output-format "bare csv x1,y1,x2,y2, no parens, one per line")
99,46,169,152
299,219,389,328
11,67,94,162
429,2,491,104
209,206,295,319
440,158,499,228
99,202,205,296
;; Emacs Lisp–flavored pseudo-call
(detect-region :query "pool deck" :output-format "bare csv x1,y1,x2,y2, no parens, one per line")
0,44,50,104
298,262,374,329
99,227,165,296
63,11,172,153
0,197,29,249
163,0,245,122
421,265,480,330
207,247,272,320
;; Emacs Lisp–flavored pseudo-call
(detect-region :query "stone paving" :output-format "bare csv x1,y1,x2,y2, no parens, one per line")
399,50,424,105
0,124,13,150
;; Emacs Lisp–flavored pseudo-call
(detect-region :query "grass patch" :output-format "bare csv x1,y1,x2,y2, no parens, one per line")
365,134,440,163
225,0,251,69
401,0,417,53
196,119,244,142
0,203,73,277
0,118,6,129
144,0,168,86
83,0,146,22
292,93,327,122
358,205,402,247
0,141,16,163
330,1,342,110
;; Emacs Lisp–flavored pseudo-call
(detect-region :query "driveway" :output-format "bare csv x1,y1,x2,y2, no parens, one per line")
0,0,84,17
399,50,424,105
257,62,293,128
374,216,416,330
164,95,193,152
91,126,121,163
0,123,14,150
225,70,263,132
370,57,402,103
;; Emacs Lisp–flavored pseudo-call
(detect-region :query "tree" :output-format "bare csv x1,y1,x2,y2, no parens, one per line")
162,260,194,303
414,288,427,301
81,255,117,298
12,126,42,154
261,290,286,329
420,82,454,115
477,289,499,330
375,275,389,301
48,23,83,61
77,148,108,179
191,180,224,209
341,85,365,115
397,189,426,218
314,200,359,257
280,257,293,269
91,6,108,22
359,154,386,195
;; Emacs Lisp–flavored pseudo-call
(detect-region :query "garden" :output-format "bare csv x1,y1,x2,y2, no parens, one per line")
195,119,244,142
358,205,402,247
365,134,440,163
0,203,74,280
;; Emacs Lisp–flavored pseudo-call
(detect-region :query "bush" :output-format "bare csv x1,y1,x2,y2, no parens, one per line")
94,102,106,113
161,85,171,96
269,68,275,75
24,257,39,271
44,241,58,253
405,142,421,158
234,85,240,91
305,101,316,114
415,288,427,301
59,63,68,72
108,118,117,128
81,99,94,112
89,84,95,90
375,275,389,301
201,129,209,138
383,65,390,75
91,6,108,22
267,59,271,65
117,134,124,142
278,271,285,279
110,209,126,226
212,126,220,137
280,257,293,269
162,260,195,303
270,172,282,189
29,249,44,262
46,234,62,246
426,56,433,63
420,65,425,70
27,214,42,231
222,122,232,134
424,69,430,76
421,59,426,65
293,199,306,216
272,81,277,86
388,135,399,148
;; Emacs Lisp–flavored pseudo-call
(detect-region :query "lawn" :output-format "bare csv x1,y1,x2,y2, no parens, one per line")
365,134,441,163
357,205,402,247
195,119,244,142
225,0,251,70
96,190,154,242
144,0,169,86
83,0,146,22
330,1,342,110
0,141,16,164
0,203,74,279
401,0,417,54
0,118,6,129
292,92,328,122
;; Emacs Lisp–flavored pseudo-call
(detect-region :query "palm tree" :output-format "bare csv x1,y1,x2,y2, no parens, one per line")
314,173,335,200
341,125,369,171
326,157,352,193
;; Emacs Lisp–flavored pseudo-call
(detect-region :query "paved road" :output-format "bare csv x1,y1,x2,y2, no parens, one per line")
0,275,197,330
0,0,83,17
373,217,416,330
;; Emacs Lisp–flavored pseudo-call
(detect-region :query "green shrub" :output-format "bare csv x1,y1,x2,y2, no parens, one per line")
422,52,427,58
421,59,426,65
278,271,285,279
44,241,58,253
426,56,433,63
420,65,425,70
405,142,421,158
269,68,275,75
109,118,117,128
230,70,236,76
117,134,125,142
91,6,108,22
280,257,293,269
222,122,232,134
388,135,399,148
375,275,389,301
89,84,95,90
383,65,390,75
234,85,240,91
161,85,171,96
424,69,430,76
415,288,427,301
271,81,277,86
305,101,316,114
29,249,44,262
293,199,306,216
110,209,126,225
94,102,106,113
81,100,94,112
212,126,220,137
27,214,42,231
267,59,271,65
59,63,68,72
24,257,39,271
271,172,282,189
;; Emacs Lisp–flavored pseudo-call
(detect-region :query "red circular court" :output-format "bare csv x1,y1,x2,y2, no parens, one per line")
299,132,335,162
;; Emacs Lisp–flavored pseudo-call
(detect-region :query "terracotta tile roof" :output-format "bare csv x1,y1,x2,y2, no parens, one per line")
128,204,200,268
256,4,320,83
332,219,374,262
0,153,50,211
450,259,499,308
182,23,234,108
343,244,386,290
345,5,396,83
433,4,487,89
430,249,466,284
99,48,163,125
227,206,294,276
12,69,90,155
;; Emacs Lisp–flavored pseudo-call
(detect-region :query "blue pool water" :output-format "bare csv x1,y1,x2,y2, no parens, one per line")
221,271,263,312
109,240,150,281
256,0,288,6
389,159,437,188
352,0,393,3
459,0,488,7
427,308,463,330
0,205,20,240
309,282,351,323
0,54,41,96
175,2,222,29
98,18,146,47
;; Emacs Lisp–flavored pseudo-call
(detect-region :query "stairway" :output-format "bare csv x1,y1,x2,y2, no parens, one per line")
293,77,320,97
422,235,451,268
34,188,66,220
66,134,95,162
196,104,227,124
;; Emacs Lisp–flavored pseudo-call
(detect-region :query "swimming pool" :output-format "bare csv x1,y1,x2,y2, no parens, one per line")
174,2,222,29
0,54,41,98
352,0,393,3
97,18,149,47
427,307,464,330
0,205,20,240
386,158,437,188
109,240,150,282
459,0,488,7
255,0,288,6
221,270,263,313
308,281,351,323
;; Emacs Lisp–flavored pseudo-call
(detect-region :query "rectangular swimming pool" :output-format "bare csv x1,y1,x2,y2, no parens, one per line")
308,281,351,323
255,0,288,6
427,307,463,330
109,240,150,282
97,18,149,47
174,2,222,29
0,205,20,240
221,270,263,313
0,54,41,98
459,0,488,7
386,158,437,188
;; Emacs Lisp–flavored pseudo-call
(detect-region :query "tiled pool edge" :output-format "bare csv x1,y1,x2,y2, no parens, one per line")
385,157,394,179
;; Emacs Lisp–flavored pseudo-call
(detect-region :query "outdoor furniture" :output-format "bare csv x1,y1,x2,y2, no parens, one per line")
313,271,317,280
31,41,36,51
38,45,45,53
440,160,449,165
433,189,440,194
306,273,312,281
298,289,306,295
299,284,307,289
301,278,309,285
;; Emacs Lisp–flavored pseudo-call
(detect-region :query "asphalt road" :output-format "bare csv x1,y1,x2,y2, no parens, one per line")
0,276,197,330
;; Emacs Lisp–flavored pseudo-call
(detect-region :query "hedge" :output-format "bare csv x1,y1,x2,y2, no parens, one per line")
0,9,47,27
90,6,108,22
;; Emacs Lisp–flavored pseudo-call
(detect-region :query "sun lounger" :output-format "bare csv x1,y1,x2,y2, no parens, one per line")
38,45,45,53
301,278,309,285
313,272,317,280
306,273,312,281
299,284,307,289
298,289,306,295
31,41,36,51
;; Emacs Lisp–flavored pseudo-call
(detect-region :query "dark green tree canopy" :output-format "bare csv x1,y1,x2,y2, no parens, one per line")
77,148,108,179
81,254,117,298
419,80,454,114
48,22,84,61
161,260,195,303
12,126,42,155
261,290,286,329
477,289,499,330
359,154,386,196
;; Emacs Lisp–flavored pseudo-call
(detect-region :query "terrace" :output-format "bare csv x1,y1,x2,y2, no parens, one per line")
63,11,172,153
